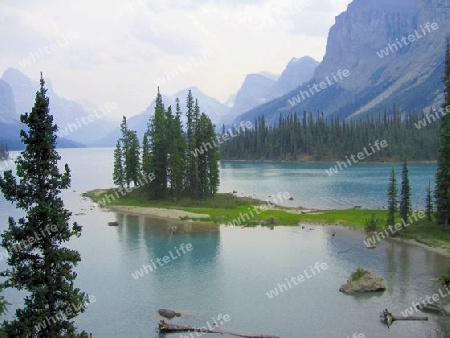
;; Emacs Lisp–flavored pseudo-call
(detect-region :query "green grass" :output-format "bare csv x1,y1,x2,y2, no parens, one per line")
350,267,369,281
295,209,388,229
83,188,450,250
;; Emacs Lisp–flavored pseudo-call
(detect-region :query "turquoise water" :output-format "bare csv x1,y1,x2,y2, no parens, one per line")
0,148,448,338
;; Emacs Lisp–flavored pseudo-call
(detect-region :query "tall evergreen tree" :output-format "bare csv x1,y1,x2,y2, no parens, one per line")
426,181,434,222
399,159,411,222
0,75,88,337
127,130,141,186
167,99,186,201
387,167,398,227
113,140,124,188
141,131,151,185
119,117,140,187
436,39,450,228
148,89,168,199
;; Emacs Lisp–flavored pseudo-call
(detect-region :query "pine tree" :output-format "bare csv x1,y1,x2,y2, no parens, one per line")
387,167,398,227
113,140,124,188
399,159,411,222
127,130,141,186
0,75,88,337
436,39,450,228
426,181,434,222
120,117,140,187
167,99,186,201
148,89,168,199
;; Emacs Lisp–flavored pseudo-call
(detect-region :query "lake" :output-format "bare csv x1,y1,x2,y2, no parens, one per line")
0,148,448,338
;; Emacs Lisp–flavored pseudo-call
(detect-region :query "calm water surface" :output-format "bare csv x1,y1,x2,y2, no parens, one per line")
0,148,448,338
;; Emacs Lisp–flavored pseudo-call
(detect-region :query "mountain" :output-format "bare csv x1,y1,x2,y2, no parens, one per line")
232,0,450,125
2,68,117,146
97,87,230,146
0,79,16,119
222,57,318,124
268,56,319,100
222,73,277,124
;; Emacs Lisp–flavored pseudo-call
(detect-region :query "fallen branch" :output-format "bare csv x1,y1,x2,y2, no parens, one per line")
158,320,279,338
381,309,428,328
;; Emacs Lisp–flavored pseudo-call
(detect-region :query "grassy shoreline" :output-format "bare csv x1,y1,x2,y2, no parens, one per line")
83,188,450,252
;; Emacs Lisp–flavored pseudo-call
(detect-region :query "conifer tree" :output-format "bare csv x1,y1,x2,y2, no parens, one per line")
148,89,168,199
387,167,398,227
426,181,434,222
0,75,88,337
399,159,411,222
167,99,186,201
113,140,124,188
436,39,450,228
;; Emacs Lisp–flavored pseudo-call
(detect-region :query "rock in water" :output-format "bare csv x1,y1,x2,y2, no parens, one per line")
158,309,181,319
339,268,386,293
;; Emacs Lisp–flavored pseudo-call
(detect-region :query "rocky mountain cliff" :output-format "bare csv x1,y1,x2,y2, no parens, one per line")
232,0,450,125
223,57,318,124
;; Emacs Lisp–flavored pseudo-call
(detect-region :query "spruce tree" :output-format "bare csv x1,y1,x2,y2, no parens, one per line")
0,75,88,337
399,159,411,222
426,181,434,222
436,39,450,228
148,89,168,199
167,100,186,201
387,167,398,227
141,131,152,188
113,140,124,188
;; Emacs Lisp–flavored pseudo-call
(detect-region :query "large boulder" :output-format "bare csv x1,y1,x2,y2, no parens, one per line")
339,268,386,293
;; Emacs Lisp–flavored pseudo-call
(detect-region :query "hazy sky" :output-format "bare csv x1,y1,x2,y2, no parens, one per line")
0,0,353,120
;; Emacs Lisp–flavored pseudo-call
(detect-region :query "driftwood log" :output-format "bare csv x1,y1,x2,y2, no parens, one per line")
381,309,428,328
158,320,279,338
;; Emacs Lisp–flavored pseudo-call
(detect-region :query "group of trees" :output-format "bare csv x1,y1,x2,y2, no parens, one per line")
386,161,416,227
113,89,220,200
220,110,439,162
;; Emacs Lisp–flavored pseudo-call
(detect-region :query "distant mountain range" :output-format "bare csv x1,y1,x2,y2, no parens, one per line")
3,0,442,149
0,68,119,149
231,0,450,125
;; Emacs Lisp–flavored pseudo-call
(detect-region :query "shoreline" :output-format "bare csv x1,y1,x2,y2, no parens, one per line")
104,205,211,220
87,189,450,259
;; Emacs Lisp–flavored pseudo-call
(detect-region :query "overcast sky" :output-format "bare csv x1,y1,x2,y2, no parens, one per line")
0,0,353,120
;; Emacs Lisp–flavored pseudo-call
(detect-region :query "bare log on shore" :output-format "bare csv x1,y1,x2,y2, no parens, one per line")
381,309,428,328
158,320,280,338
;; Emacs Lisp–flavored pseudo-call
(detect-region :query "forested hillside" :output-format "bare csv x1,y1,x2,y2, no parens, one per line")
220,110,440,162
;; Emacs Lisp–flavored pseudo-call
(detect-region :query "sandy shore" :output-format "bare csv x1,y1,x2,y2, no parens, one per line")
105,205,210,220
